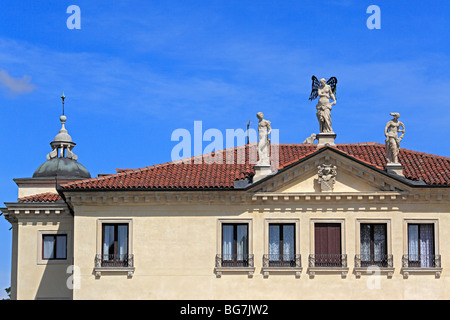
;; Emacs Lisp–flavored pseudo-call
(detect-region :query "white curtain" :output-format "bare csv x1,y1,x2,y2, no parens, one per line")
222,225,233,260
118,225,128,261
236,225,248,261
360,225,371,261
103,225,114,260
373,225,386,261
408,225,419,262
43,236,54,259
269,225,280,261
283,225,295,261
419,224,434,267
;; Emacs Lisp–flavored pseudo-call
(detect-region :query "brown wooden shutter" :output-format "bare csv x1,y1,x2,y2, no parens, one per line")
314,223,341,266
315,223,341,255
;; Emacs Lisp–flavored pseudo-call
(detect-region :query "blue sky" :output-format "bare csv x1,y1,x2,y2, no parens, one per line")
0,0,449,298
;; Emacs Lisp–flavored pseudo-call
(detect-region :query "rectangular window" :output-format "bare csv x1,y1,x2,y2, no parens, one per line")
314,223,342,267
42,234,67,260
360,223,388,267
408,224,435,267
222,223,249,267
268,224,295,266
102,223,129,267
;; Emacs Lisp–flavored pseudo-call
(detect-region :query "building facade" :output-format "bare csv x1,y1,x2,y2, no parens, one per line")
2,112,450,300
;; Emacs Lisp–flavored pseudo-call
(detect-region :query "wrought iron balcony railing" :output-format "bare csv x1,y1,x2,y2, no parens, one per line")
215,254,254,268
402,254,441,268
263,254,301,268
355,254,393,268
308,254,347,268
95,254,134,268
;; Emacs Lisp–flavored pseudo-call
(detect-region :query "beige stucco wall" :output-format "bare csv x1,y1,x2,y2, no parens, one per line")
13,216,73,300
17,185,57,198
15,178,81,198
70,198,450,300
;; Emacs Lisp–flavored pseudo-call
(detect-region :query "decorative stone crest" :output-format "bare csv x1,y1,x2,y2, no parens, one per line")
317,163,337,192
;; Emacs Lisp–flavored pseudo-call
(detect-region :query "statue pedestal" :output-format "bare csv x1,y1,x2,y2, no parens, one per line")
253,164,272,183
385,163,404,176
316,132,337,148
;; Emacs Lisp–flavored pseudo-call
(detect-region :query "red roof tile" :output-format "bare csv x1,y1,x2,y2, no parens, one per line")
59,143,450,190
18,192,62,203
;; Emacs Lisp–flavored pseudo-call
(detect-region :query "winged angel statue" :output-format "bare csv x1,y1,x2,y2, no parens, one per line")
309,76,337,133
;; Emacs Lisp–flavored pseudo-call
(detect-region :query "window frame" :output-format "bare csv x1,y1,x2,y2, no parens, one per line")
359,223,388,266
101,223,129,266
313,222,342,266
262,218,302,277
308,218,348,277
42,234,67,260
402,219,439,262
264,218,300,265
37,230,71,265
406,223,436,267
95,219,134,277
310,218,346,256
215,219,254,277
401,219,441,278
354,219,393,277
96,219,133,257
268,223,296,263
221,223,249,266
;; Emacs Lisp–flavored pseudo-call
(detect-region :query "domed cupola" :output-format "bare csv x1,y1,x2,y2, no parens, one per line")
32,93,91,180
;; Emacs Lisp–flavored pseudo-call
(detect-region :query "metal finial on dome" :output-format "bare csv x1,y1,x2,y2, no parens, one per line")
61,91,66,115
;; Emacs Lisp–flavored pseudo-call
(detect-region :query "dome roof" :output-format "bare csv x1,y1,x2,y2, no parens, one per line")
32,101,91,180
33,157,91,179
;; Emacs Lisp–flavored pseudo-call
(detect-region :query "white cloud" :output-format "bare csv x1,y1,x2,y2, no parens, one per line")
0,69,37,95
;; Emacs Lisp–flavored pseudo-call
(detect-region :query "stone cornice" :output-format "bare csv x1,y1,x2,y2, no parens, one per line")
2,202,71,222
64,191,251,206
250,191,450,202
60,188,450,208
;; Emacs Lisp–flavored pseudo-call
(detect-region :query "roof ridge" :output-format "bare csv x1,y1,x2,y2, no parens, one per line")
336,142,385,146
399,147,450,160
337,142,450,160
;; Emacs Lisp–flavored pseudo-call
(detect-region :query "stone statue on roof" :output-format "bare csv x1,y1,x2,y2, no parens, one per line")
256,112,271,166
302,133,317,144
309,76,337,133
384,112,405,164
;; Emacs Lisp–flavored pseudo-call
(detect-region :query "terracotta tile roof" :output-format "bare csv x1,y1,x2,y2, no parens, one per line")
59,143,450,191
18,192,62,203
